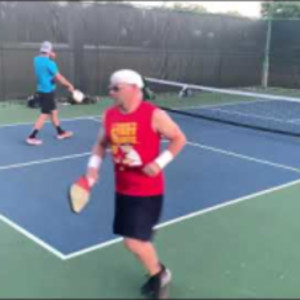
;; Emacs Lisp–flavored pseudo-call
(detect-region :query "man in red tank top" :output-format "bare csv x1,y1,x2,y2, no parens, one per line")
85,69,186,298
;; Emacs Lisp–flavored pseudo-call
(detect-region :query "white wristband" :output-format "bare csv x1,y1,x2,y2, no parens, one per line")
154,150,174,169
88,155,102,169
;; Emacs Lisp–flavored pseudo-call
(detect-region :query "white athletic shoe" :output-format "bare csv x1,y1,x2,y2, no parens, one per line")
26,137,43,146
57,131,74,140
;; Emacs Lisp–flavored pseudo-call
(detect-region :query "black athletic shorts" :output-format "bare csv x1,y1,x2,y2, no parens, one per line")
113,193,163,241
38,92,56,114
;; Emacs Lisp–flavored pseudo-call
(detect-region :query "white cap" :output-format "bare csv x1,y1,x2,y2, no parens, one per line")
40,41,53,53
110,69,144,89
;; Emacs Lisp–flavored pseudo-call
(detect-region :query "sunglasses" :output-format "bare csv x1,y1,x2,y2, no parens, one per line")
109,86,122,92
109,84,136,92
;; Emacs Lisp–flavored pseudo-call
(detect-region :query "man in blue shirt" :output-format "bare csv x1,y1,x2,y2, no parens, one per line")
26,41,75,145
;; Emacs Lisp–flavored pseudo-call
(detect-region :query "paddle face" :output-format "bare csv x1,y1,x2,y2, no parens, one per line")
69,176,91,214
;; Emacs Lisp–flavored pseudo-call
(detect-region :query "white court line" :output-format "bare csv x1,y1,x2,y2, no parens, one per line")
0,214,65,259
186,141,300,173
0,152,91,171
89,116,102,123
0,140,299,174
64,177,300,260
288,119,300,124
0,115,102,129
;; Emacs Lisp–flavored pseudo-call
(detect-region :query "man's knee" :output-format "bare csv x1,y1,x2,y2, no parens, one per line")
124,237,149,253
50,109,58,116
37,113,49,122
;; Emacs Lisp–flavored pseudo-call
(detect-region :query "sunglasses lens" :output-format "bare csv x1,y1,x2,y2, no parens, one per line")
109,86,119,92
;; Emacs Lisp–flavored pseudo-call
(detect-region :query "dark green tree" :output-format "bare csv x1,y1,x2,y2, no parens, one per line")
261,1,300,18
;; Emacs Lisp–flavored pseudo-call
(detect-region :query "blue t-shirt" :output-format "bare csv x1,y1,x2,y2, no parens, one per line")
34,55,59,93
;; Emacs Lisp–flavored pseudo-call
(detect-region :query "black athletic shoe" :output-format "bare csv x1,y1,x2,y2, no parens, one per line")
141,264,172,299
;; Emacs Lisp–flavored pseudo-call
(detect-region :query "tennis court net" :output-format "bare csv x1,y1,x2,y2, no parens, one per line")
144,77,300,137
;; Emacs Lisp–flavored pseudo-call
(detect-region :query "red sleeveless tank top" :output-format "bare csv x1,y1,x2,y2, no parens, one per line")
105,101,164,196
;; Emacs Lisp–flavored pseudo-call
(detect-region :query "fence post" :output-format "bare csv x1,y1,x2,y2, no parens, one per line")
68,5,85,91
0,41,5,101
262,16,272,88
0,3,4,100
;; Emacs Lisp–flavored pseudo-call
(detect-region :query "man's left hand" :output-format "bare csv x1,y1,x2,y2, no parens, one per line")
142,161,161,177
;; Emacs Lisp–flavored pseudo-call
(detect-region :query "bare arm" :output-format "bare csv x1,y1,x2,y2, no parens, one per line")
143,109,187,176
153,108,187,157
86,112,109,185
91,128,109,159
54,72,74,92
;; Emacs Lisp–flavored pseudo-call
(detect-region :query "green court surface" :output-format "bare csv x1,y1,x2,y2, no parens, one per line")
1,99,300,298
1,180,300,298
0,98,112,125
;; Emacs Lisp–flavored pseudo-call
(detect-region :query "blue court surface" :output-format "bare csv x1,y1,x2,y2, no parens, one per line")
1,113,300,261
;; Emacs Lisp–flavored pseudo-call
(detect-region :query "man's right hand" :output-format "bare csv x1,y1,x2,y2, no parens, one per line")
86,167,99,187
68,85,75,93
54,73,75,93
